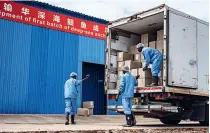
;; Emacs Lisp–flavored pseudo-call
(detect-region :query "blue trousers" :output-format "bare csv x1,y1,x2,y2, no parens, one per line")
122,97,133,115
65,98,77,115
151,55,163,77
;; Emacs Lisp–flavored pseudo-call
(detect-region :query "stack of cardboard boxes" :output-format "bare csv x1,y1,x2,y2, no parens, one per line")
116,50,153,88
116,30,164,88
77,101,94,117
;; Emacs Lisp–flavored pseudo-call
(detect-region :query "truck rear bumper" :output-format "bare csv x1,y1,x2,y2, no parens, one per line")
108,104,178,114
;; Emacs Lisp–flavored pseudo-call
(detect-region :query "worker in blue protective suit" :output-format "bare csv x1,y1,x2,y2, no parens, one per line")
136,43,163,86
119,66,138,127
64,72,89,125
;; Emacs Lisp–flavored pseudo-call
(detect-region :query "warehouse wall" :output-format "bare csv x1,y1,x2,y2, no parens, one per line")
77,36,106,107
0,2,107,114
0,19,79,113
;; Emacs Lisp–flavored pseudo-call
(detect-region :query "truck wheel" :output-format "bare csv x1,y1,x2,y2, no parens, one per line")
199,103,209,126
160,119,181,125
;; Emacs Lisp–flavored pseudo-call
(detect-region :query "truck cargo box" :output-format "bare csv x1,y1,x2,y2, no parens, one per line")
105,5,209,97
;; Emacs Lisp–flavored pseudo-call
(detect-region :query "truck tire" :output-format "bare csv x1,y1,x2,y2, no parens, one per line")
160,119,181,125
199,103,209,126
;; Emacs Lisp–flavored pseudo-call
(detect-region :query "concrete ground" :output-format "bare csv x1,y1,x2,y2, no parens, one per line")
0,115,208,133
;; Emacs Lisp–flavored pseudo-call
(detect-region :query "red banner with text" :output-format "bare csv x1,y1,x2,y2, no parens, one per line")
0,1,107,40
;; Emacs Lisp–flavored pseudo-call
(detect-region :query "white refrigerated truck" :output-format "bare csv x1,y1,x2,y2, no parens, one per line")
106,4,209,125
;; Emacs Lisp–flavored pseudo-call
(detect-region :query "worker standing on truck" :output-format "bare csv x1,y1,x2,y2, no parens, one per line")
119,66,138,127
136,43,163,86
64,72,89,125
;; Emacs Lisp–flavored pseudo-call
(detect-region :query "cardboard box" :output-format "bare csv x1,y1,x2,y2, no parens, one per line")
138,68,152,78
157,30,163,40
77,108,89,117
110,74,117,82
128,46,138,54
134,53,141,62
83,101,94,109
124,60,131,68
124,60,142,70
149,41,156,48
117,52,133,61
117,71,123,79
141,33,148,43
143,42,149,47
156,40,164,49
89,108,93,115
138,78,152,87
117,61,124,71
131,69,138,76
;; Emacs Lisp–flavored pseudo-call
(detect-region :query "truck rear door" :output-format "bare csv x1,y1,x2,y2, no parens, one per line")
167,8,198,88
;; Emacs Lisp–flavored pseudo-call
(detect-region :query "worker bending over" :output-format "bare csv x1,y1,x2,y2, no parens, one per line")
119,66,138,127
64,72,89,125
136,43,163,86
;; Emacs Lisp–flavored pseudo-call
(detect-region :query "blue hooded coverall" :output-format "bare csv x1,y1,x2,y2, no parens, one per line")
64,78,81,115
142,47,163,77
120,72,138,115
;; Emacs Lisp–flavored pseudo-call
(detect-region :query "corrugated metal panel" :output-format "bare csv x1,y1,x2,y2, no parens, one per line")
0,19,79,114
78,35,106,64
0,20,32,113
82,63,105,115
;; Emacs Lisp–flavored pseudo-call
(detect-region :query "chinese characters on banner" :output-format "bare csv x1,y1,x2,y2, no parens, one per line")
0,2,107,40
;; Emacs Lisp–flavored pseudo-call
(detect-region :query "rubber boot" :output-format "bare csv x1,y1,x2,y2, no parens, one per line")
65,112,70,125
131,112,136,126
154,76,159,86
71,115,76,124
123,115,132,127
150,76,159,86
